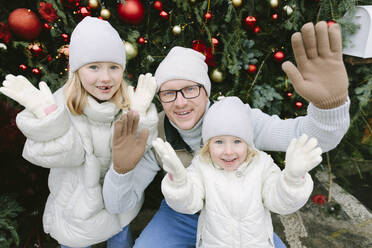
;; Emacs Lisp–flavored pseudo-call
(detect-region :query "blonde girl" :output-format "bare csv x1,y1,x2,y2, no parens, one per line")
0,16,158,248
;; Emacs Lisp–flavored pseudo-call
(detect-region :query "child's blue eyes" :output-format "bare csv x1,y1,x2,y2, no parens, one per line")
214,139,242,144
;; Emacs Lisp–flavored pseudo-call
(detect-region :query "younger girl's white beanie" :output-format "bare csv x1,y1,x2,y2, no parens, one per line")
202,96,254,147
68,16,126,73
154,46,211,96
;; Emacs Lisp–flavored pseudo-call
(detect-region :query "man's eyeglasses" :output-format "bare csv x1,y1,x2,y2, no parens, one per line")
158,84,203,103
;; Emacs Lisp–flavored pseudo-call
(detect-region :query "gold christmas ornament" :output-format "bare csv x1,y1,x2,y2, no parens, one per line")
190,0,196,3
269,0,279,8
100,8,111,19
210,68,224,83
88,0,99,9
232,0,242,7
124,41,138,60
283,5,293,15
172,25,182,35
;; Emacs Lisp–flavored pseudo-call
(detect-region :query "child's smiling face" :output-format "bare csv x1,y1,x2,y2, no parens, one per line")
78,62,123,102
209,135,248,171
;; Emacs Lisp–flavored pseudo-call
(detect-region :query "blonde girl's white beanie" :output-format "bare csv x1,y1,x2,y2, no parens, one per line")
68,16,126,74
154,46,211,96
202,96,254,147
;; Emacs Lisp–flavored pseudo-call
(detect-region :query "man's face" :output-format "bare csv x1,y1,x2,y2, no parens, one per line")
160,79,208,130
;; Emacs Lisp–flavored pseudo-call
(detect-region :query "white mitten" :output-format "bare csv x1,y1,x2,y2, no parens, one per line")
0,74,56,119
152,138,187,185
283,134,322,186
128,73,157,116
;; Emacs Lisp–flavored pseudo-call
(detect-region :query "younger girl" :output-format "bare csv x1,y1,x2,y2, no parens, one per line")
0,17,158,247
153,96,322,248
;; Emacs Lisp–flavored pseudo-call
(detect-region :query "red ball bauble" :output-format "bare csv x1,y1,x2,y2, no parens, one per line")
153,1,162,11
204,12,212,20
253,26,260,34
245,16,256,28
272,13,278,20
248,64,257,74
8,8,42,40
137,37,146,44
273,51,285,62
118,0,145,25
295,101,303,109
159,10,168,20
211,37,219,47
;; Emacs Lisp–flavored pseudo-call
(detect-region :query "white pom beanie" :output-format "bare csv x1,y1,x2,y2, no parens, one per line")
202,97,254,147
68,16,126,74
155,46,211,96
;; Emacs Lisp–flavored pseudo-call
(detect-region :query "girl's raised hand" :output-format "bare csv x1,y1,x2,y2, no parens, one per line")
0,74,56,118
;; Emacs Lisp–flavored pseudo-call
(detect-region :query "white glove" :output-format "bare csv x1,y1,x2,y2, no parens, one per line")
128,73,157,116
283,134,322,186
152,138,187,185
0,74,56,119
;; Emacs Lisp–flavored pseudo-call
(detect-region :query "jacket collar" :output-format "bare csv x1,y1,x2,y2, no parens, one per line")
164,115,193,152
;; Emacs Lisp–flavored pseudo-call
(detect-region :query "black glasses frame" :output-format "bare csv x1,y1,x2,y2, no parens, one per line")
158,84,203,103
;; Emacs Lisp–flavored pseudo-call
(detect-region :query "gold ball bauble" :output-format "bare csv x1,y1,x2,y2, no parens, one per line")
88,0,99,9
172,25,182,35
283,5,293,15
100,8,111,19
124,41,138,60
210,68,224,83
269,0,279,8
232,0,242,7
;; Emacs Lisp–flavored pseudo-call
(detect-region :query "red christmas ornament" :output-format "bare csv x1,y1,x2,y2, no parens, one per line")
153,1,163,11
47,55,53,62
211,37,219,48
327,20,336,27
78,6,91,17
272,13,278,20
118,0,145,25
19,64,27,71
32,68,41,75
8,8,42,40
204,12,212,21
61,33,69,42
295,101,303,109
312,194,327,205
43,23,51,30
159,10,168,20
287,92,293,97
248,64,257,74
137,37,146,44
245,16,256,28
273,51,285,62
253,26,260,34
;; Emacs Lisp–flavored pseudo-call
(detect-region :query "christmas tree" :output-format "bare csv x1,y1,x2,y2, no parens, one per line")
0,0,371,247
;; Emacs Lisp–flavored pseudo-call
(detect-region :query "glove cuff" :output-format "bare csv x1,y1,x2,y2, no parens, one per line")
313,91,348,109
282,169,306,187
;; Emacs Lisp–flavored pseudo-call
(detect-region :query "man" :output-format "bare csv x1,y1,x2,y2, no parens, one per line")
103,21,349,247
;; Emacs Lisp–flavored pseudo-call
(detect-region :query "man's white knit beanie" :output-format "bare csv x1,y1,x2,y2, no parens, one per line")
202,96,254,147
155,46,211,96
68,16,126,74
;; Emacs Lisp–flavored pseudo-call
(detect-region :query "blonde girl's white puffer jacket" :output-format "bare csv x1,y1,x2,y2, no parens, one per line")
161,152,313,248
16,87,158,247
